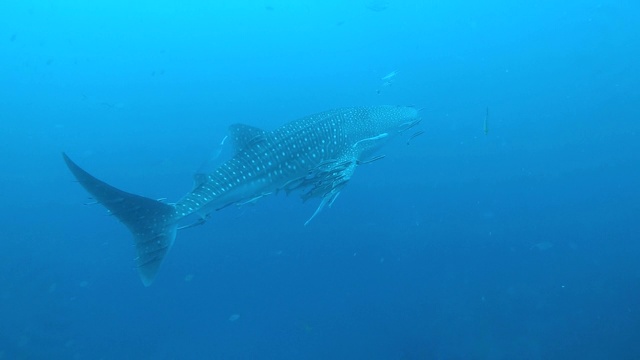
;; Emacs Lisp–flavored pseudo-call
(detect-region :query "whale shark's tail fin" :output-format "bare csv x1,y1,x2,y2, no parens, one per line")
63,153,177,286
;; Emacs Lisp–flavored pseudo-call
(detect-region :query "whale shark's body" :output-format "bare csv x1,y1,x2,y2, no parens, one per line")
64,105,421,285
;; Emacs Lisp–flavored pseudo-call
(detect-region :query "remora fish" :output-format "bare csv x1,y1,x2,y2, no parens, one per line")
381,70,398,82
64,105,421,285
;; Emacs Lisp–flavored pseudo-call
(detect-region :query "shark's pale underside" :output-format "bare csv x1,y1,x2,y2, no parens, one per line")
64,105,421,285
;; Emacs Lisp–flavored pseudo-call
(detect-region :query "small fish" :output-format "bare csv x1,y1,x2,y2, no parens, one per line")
377,70,398,94
381,70,398,82
358,155,386,165
177,218,206,230
406,131,425,145
195,135,229,179
484,107,489,135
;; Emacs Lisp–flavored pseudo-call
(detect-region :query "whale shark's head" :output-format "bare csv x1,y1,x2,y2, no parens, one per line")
342,105,422,156
367,105,421,135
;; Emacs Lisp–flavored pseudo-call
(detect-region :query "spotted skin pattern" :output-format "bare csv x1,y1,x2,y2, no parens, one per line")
174,105,419,219
64,105,420,285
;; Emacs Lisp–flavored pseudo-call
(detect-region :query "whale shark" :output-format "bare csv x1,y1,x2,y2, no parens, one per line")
64,105,421,285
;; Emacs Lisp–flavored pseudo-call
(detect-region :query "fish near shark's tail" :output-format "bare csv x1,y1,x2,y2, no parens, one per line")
63,153,177,286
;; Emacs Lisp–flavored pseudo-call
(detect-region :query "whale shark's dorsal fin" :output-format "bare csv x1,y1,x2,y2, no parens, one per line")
228,124,268,153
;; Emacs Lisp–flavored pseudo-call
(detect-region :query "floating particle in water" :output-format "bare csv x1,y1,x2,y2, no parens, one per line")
228,314,240,322
366,0,389,12
530,242,554,251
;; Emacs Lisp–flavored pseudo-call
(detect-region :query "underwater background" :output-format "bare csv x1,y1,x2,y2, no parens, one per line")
1,0,639,359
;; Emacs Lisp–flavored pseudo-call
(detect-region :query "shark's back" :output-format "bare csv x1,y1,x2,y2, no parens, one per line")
175,107,383,217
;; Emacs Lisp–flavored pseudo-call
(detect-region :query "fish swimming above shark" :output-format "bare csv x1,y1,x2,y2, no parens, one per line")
64,105,422,286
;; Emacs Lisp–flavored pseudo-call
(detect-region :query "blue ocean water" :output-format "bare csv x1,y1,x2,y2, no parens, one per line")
1,0,639,358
